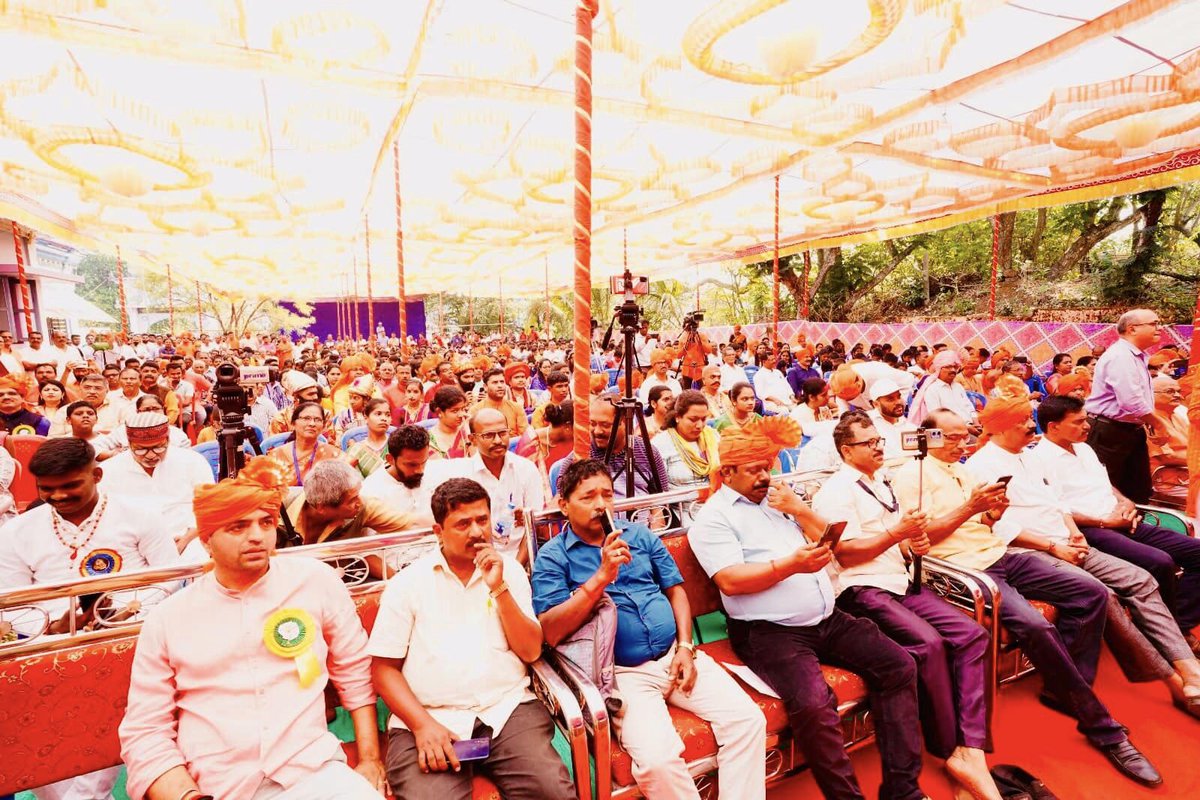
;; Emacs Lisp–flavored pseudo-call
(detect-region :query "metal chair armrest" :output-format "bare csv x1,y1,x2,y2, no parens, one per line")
541,651,612,800
530,657,594,800
1137,503,1195,538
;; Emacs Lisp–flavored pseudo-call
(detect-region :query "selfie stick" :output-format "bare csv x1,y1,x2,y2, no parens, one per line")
908,428,929,596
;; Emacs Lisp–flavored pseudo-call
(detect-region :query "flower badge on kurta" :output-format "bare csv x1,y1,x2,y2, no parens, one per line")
80,548,122,576
263,608,321,687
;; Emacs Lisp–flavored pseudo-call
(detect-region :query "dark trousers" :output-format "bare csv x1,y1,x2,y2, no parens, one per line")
1087,416,1152,503
384,701,575,800
983,551,1126,746
727,609,923,800
1081,522,1200,632
837,585,991,757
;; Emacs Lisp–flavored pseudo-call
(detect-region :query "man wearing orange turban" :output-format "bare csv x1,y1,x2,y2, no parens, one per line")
977,394,1031,445
692,419,927,800
637,348,682,407
121,457,387,800
1055,371,1091,399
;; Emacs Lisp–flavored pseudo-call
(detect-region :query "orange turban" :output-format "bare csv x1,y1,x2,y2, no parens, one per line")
1056,371,1091,396
0,376,25,394
993,374,1029,400
1149,348,1183,368
504,361,530,383
589,373,607,394
717,416,802,468
978,395,1032,442
650,348,671,365
194,457,289,541
828,365,863,400
472,354,492,372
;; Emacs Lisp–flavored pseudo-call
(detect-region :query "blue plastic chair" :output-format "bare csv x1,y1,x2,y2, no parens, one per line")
778,447,802,473
247,425,264,445
743,365,759,384
340,426,368,451
548,456,571,497
417,418,438,430
508,438,519,453
193,441,221,481
605,368,619,388
262,432,292,453
965,390,987,410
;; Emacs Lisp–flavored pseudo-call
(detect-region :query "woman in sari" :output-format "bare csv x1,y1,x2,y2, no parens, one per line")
651,390,719,495
713,382,760,433
267,401,342,487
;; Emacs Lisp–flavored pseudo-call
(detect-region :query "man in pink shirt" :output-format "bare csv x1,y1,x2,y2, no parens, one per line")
120,458,386,800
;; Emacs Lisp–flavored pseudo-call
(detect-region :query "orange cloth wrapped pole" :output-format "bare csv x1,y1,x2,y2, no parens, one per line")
989,215,999,321
772,174,780,344
115,245,130,338
364,219,375,352
572,0,597,459
801,250,811,320
1187,287,1200,519
166,263,175,335
393,140,407,341
9,221,34,337
351,254,361,342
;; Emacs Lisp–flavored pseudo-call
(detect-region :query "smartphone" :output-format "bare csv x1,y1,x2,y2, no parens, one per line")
818,520,848,549
452,737,491,762
996,475,1013,486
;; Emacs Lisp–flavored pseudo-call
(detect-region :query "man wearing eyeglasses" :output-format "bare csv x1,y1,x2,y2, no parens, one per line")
1084,309,1160,503
100,412,214,557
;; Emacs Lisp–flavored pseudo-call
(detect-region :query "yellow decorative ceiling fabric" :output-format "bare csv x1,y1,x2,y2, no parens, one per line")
1,0,1198,298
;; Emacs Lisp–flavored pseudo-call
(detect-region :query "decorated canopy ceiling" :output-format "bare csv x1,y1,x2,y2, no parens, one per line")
2,0,1199,298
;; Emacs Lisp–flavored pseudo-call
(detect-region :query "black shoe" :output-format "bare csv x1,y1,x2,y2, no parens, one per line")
1094,740,1162,787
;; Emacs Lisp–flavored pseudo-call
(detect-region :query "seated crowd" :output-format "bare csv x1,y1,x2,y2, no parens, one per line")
1,307,1199,800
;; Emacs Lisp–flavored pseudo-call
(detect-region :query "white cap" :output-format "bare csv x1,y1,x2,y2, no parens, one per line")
868,378,903,402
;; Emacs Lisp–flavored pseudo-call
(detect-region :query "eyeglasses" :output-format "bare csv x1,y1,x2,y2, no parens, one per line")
845,437,883,450
130,444,169,456
1131,321,1162,329
474,430,511,441
296,416,325,424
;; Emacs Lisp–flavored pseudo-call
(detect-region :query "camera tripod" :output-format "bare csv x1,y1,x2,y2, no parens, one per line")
601,269,664,498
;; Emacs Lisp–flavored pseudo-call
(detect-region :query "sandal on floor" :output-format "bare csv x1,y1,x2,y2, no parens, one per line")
990,765,1059,800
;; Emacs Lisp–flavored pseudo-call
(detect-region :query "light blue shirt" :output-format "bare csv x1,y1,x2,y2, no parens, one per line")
688,485,834,627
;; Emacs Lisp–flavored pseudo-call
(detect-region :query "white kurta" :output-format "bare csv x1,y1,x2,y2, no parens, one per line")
100,448,215,537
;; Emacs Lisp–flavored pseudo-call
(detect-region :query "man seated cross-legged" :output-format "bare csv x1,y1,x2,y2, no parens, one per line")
368,478,575,800
120,458,387,800
533,458,766,799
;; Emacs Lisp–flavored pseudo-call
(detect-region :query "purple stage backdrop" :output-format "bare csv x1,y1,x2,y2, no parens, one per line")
281,299,426,340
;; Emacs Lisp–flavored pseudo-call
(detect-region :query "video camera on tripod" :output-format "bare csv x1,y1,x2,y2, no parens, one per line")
681,310,704,332
212,363,272,479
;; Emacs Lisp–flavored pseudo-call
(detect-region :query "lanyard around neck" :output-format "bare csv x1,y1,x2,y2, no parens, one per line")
856,478,898,513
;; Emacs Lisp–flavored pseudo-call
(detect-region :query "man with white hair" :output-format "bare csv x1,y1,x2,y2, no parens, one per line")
283,459,416,547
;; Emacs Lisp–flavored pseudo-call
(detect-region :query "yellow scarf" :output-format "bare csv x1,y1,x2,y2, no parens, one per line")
669,426,720,478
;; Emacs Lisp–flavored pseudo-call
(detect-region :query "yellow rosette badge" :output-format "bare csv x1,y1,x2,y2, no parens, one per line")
263,608,321,688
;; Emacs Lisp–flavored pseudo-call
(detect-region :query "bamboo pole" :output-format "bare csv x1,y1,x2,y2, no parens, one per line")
572,0,597,458
9,221,34,337
364,219,375,351
115,245,129,338
393,140,407,341
772,174,780,345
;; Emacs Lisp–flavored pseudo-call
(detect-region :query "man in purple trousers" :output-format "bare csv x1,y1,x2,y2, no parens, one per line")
812,410,1001,800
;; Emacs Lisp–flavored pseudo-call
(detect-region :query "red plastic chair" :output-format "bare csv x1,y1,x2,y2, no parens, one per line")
5,434,47,510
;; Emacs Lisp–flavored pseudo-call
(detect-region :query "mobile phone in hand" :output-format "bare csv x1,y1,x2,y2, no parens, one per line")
452,737,491,761
996,475,1013,486
819,520,848,549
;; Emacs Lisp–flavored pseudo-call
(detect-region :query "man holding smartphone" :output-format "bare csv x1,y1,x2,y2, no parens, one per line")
533,459,766,800
368,478,574,800
811,411,999,800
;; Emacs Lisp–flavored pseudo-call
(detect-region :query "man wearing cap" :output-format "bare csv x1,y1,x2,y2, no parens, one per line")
101,412,215,554
472,367,528,438
1085,309,1159,503
637,350,682,407
690,419,925,800
811,412,999,800
0,438,179,800
867,378,917,464
120,459,386,800
1147,348,1183,379
0,375,50,435
907,351,978,432
504,361,539,414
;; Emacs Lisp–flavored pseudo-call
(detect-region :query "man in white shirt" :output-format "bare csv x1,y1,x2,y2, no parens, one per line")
967,396,1200,726
77,372,125,435
718,346,749,393
360,426,444,527
812,411,998,799
867,378,916,465
17,330,47,371
851,359,915,405
442,408,544,564
367,478,574,800
752,361,795,412
0,437,179,800
100,412,214,552
1033,394,1200,655
908,350,979,431
43,330,85,376
637,349,682,407
107,366,144,422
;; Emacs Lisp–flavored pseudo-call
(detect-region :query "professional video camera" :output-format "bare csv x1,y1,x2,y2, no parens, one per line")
681,309,705,332
212,363,270,479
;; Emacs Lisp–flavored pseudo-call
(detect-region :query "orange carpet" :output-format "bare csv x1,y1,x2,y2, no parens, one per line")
768,648,1200,800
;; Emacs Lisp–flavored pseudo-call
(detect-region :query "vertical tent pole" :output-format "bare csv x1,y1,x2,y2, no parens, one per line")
572,0,597,458
115,245,129,338
166,263,175,335
772,174,780,345
393,140,407,342
364,219,375,352
195,280,203,336
439,292,446,340
352,254,361,342
989,215,1000,321
468,288,474,332
9,221,34,338
801,250,811,319
544,256,551,340
499,276,505,336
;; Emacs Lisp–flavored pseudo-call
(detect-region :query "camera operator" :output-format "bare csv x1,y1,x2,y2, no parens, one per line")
676,311,715,389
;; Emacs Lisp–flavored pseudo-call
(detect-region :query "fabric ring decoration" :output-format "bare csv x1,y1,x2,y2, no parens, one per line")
263,608,321,687
80,548,122,576
10,424,37,436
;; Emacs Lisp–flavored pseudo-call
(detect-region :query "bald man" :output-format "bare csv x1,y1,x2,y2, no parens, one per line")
698,364,726,420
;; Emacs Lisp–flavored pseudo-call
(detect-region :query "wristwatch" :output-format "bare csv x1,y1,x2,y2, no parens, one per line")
676,641,696,653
